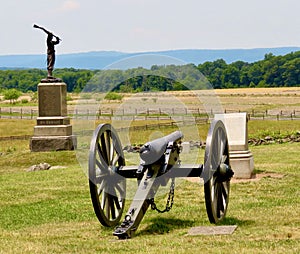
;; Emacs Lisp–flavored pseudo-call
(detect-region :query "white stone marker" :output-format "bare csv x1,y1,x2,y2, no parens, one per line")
215,113,254,178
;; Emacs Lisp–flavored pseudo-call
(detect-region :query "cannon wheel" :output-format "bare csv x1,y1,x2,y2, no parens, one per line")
203,120,231,223
89,123,126,227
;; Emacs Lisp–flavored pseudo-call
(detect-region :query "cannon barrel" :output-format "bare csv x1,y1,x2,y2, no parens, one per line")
139,131,183,165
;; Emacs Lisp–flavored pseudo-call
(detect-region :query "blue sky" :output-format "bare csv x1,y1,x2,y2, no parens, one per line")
1,0,300,55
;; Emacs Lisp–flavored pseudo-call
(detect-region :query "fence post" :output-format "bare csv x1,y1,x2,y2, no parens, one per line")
20,108,23,119
277,114,279,121
97,109,101,120
0,107,1,119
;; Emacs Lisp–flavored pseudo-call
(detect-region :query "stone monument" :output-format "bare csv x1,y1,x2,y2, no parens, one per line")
214,113,254,178
30,25,76,152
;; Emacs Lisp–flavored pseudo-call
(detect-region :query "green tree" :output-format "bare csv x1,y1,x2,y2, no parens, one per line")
3,89,22,104
222,65,240,87
282,58,300,86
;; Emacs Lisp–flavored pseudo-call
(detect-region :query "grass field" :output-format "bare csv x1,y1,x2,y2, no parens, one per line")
0,118,299,253
0,88,299,253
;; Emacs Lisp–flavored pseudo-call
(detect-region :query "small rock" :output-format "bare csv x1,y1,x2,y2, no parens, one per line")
281,138,290,143
39,163,51,170
27,163,51,172
264,136,273,141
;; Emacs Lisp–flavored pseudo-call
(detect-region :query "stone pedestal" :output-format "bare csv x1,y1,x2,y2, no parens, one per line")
30,82,76,152
215,113,254,178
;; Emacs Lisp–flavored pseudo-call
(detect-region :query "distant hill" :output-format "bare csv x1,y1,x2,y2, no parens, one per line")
0,47,299,70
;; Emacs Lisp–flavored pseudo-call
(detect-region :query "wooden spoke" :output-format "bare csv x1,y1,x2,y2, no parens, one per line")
204,120,231,224
89,124,126,227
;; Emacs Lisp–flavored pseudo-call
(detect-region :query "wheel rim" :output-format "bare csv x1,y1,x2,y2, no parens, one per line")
203,120,231,223
89,124,126,227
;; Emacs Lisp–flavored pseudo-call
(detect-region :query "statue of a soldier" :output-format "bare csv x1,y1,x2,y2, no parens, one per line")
34,24,62,82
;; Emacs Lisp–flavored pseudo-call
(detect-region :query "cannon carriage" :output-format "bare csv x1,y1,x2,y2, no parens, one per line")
88,119,234,239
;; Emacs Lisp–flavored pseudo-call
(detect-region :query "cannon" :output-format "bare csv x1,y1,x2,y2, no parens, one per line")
88,120,234,239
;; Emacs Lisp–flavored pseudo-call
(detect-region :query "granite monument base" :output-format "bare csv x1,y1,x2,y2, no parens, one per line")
30,135,76,152
30,82,76,152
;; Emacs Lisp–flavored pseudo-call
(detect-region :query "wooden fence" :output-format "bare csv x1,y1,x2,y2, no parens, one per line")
0,107,299,121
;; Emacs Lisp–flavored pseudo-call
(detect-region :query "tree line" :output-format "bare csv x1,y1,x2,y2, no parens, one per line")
0,51,299,93
0,68,94,93
198,51,300,88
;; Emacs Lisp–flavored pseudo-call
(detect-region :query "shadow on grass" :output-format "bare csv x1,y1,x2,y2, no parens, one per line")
253,169,266,174
137,217,195,237
219,217,255,227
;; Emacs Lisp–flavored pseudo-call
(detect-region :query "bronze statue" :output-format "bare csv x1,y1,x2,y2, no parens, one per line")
33,24,62,82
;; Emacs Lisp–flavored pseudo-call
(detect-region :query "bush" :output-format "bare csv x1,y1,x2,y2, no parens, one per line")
66,95,73,101
21,99,29,104
104,92,123,100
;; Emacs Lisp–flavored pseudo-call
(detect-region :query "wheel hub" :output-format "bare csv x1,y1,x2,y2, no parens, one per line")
216,163,234,182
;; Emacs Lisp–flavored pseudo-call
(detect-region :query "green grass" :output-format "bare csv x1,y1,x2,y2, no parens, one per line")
0,119,35,137
0,135,299,253
0,102,38,107
248,120,300,138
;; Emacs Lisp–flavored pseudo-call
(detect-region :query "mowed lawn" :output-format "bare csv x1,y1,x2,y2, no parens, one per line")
0,118,299,253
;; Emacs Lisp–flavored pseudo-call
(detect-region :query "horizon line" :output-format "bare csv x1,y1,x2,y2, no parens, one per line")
0,46,300,57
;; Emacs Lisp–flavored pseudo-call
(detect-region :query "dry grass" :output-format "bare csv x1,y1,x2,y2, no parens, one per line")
70,87,300,116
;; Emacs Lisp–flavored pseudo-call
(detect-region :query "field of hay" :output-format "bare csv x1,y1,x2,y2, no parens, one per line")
72,87,300,116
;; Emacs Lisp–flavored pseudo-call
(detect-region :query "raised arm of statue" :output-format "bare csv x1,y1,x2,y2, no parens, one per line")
33,24,52,35
33,24,62,82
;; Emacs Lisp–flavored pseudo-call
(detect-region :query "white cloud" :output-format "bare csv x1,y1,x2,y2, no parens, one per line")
59,0,80,12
